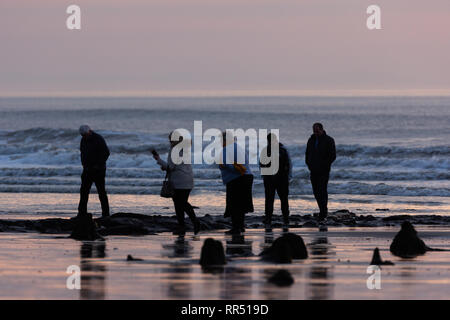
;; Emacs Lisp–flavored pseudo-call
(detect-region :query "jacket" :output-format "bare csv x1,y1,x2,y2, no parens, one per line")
305,131,336,173
157,148,194,190
80,131,110,169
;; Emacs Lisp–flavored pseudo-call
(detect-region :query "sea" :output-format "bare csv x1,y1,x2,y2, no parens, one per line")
0,96,449,218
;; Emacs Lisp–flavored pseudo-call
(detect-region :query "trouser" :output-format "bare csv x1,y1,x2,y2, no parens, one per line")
310,171,330,219
226,175,254,231
78,167,110,217
172,189,197,228
263,177,289,223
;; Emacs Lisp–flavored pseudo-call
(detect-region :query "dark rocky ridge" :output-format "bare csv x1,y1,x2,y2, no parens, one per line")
1,210,450,236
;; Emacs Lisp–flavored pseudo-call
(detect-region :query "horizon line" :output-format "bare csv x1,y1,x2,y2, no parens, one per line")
1,89,450,98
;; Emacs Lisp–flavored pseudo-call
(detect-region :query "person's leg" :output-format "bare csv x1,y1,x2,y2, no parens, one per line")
182,189,200,234
93,168,110,217
263,178,276,225
277,178,290,223
78,169,93,216
224,183,231,218
230,204,240,232
317,172,330,219
310,172,321,215
228,178,242,233
237,210,245,230
239,174,253,231
172,189,186,226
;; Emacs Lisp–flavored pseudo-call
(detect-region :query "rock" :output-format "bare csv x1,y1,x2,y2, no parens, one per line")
226,235,253,257
127,254,143,261
199,238,226,267
332,209,356,219
99,225,151,236
260,233,308,263
70,213,103,241
390,221,428,258
268,269,294,286
370,247,394,265
302,221,318,228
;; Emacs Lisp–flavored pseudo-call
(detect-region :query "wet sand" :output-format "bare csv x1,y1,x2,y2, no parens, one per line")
0,226,449,299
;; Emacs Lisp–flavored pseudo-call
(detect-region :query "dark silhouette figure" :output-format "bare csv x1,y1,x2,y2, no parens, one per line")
219,132,254,235
78,125,110,217
260,133,292,226
305,123,336,221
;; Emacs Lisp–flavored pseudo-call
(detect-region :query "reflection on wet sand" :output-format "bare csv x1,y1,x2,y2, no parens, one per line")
260,268,292,300
260,229,293,300
80,241,107,300
226,234,253,257
306,236,335,300
162,235,193,258
162,235,194,299
218,234,255,299
264,228,275,246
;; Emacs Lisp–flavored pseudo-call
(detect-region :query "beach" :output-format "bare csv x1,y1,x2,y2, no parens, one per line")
0,96,449,300
2,0,450,305
1,195,450,300
0,225,449,300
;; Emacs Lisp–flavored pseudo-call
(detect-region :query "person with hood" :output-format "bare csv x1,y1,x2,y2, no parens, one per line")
153,131,200,235
260,133,292,227
78,125,110,217
305,123,336,222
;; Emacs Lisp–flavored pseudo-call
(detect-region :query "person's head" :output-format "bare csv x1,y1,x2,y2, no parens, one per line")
313,123,324,136
79,125,92,137
267,133,279,145
168,130,190,148
168,131,182,147
221,131,234,147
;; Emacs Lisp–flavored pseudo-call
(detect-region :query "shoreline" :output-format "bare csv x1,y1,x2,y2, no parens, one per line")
2,210,450,236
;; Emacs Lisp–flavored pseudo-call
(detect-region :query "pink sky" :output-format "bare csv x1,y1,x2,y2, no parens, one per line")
1,0,450,96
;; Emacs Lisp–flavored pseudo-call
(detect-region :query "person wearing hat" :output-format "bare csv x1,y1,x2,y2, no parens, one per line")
78,125,110,217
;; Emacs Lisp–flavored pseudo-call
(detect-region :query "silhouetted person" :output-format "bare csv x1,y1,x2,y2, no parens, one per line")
260,133,292,227
153,131,200,235
78,125,110,217
219,132,254,235
305,123,336,222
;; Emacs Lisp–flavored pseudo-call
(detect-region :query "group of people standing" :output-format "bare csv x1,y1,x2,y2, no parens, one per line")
76,123,336,235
